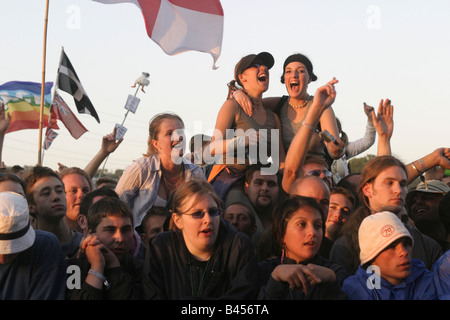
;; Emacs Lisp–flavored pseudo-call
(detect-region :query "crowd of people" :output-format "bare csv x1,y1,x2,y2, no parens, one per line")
1,51,450,300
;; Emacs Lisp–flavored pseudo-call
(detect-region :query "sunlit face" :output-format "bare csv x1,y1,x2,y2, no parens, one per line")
152,118,185,161
29,176,67,219
245,171,279,209
363,166,407,214
223,203,255,237
283,206,323,263
93,215,134,262
0,181,25,196
372,237,412,286
326,193,354,238
172,193,220,260
238,64,270,96
302,162,332,190
63,173,91,221
283,61,311,99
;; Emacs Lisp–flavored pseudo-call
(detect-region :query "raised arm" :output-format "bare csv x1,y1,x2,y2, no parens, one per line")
369,99,394,156
0,102,11,165
282,78,340,193
345,103,376,159
406,147,450,184
84,127,123,179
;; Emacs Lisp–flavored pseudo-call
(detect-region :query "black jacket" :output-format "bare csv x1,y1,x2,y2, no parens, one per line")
142,219,259,299
257,255,349,300
66,253,144,300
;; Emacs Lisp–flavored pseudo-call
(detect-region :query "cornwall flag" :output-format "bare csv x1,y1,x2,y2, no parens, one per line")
56,48,100,123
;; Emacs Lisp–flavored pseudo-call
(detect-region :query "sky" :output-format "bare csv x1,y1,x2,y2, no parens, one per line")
1,0,449,174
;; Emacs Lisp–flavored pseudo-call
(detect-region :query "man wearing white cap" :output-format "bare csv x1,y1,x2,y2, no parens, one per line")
342,211,438,300
0,192,66,299
406,180,450,252
330,156,443,275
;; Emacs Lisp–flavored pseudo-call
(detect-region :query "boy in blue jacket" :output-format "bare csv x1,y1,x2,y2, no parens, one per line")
342,211,438,300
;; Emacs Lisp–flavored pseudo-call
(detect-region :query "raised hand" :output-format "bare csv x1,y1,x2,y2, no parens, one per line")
0,101,11,134
370,99,394,139
102,126,123,155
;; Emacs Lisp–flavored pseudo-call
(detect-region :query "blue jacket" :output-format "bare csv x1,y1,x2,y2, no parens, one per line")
433,249,450,300
342,259,438,300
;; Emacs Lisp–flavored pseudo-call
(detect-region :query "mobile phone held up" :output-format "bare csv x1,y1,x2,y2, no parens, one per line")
319,130,338,145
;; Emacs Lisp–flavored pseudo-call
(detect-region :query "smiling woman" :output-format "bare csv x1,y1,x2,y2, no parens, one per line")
142,179,259,299
205,52,286,201
115,113,206,230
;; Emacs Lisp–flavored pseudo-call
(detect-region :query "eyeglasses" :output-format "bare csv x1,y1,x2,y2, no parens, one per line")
305,170,332,178
182,207,222,219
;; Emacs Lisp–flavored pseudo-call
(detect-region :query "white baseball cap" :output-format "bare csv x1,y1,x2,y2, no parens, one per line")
0,192,35,254
359,211,413,265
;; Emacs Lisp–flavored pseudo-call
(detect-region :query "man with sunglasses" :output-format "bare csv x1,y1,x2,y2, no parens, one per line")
302,155,334,190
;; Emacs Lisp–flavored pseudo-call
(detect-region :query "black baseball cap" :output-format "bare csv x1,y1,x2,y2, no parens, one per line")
234,52,274,86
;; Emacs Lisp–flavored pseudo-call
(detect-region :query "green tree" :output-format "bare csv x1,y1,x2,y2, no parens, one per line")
348,154,376,173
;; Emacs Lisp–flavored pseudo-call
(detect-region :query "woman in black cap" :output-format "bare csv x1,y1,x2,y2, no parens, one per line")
204,52,286,201
233,53,343,165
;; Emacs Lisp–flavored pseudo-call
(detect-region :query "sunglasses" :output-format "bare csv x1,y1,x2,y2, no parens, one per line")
252,63,267,69
182,207,222,219
305,170,332,178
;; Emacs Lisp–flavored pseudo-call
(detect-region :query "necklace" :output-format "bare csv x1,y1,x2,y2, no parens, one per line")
188,254,211,297
289,96,310,109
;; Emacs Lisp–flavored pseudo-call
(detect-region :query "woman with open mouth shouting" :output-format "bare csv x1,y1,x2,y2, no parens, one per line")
205,52,286,201
142,179,259,299
233,53,344,168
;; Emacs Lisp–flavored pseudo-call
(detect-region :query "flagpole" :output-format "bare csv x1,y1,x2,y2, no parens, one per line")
42,46,64,163
38,0,50,166
98,84,141,179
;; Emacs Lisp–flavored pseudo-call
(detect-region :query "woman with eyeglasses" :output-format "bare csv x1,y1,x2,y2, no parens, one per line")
257,195,348,300
205,52,286,201
142,179,259,299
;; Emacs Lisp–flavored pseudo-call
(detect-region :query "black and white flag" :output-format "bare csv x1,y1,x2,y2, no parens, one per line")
57,48,100,123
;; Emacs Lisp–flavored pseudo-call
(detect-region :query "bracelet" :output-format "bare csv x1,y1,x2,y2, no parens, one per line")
301,120,317,133
411,161,423,175
88,269,110,289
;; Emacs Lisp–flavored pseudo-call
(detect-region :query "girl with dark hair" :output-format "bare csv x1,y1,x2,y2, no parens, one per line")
258,195,348,300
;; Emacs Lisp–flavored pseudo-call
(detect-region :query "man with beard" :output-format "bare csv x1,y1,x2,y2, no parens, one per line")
329,156,443,275
224,164,282,249
406,180,450,252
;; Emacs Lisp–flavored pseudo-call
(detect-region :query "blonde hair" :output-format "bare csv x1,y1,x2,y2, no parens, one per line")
144,113,184,157
169,179,223,231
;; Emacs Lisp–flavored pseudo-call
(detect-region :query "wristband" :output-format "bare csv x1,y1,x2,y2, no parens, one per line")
418,158,426,173
301,120,317,133
88,269,111,289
